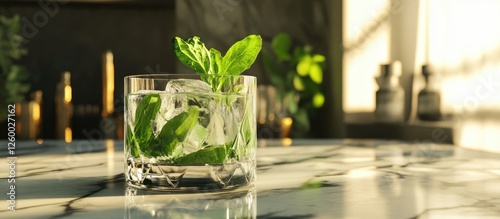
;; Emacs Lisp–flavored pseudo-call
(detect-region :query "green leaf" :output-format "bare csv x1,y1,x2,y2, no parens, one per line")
173,35,262,92
133,94,161,154
301,180,325,189
294,47,305,60
152,106,200,156
313,92,325,108
174,145,226,165
286,92,298,114
173,36,212,74
127,124,139,157
312,54,325,62
296,55,312,76
175,106,200,140
262,51,285,89
309,63,323,84
220,35,262,75
293,75,304,91
210,48,222,74
271,33,292,61
294,108,310,133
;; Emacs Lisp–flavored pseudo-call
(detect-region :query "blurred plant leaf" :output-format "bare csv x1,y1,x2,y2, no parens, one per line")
313,92,325,108
296,55,312,76
293,108,310,134
294,47,305,61
312,54,325,62
293,75,304,91
262,33,327,137
271,33,292,61
0,15,30,122
263,51,285,89
286,92,298,114
309,63,323,84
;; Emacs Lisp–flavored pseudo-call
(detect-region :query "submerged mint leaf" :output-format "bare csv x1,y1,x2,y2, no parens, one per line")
175,106,200,140
151,106,200,156
127,124,139,157
133,94,161,155
220,35,262,75
174,145,226,165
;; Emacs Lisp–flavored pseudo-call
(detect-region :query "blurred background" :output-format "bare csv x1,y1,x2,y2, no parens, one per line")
1,0,499,153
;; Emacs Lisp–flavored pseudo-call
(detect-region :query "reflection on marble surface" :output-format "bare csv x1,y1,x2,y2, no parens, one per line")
125,187,256,219
1,140,500,219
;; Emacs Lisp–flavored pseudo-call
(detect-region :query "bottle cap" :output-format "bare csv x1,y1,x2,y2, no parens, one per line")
380,64,391,77
422,64,432,76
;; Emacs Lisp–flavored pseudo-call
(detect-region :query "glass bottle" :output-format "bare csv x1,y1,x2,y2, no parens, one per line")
417,65,441,121
375,61,405,122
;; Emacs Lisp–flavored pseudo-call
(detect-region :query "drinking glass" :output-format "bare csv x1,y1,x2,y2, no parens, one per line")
124,74,256,192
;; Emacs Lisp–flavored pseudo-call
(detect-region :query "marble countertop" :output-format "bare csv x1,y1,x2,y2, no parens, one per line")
1,139,500,219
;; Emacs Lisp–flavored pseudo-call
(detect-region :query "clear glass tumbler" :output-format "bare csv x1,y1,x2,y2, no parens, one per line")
124,74,256,192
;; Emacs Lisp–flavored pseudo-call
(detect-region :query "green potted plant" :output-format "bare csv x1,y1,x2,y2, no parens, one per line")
0,15,30,122
262,33,325,138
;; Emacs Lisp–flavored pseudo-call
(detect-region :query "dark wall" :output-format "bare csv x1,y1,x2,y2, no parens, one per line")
176,0,333,138
176,0,329,84
0,2,176,138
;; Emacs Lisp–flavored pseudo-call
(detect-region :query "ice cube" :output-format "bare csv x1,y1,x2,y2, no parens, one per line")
158,79,213,130
224,97,245,140
181,124,207,154
155,92,185,134
165,79,212,93
206,109,226,146
127,90,161,129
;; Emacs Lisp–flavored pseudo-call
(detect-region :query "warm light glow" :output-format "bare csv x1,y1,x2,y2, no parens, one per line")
343,0,390,112
64,85,72,103
458,118,500,154
280,117,293,139
37,139,43,144
102,51,115,118
32,102,40,122
427,0,500,113
347,167,377,178
258,119,266,125
15,103,21,116
280,138,293,147
65,127,72,143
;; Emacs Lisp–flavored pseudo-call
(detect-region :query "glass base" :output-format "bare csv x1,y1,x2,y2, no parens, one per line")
125,185,257,218
126,159,255,193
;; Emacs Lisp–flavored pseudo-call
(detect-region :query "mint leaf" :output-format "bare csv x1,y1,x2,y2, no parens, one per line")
210,48,222,73
174,145,226,165
151,106,200,157
133,94,161,155
127,124,139,157
173,36,213,74
174,106,200,140
173,34,262,92
220,35,262,75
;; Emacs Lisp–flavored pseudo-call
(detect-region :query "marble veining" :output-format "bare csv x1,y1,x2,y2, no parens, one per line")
1,140,500,219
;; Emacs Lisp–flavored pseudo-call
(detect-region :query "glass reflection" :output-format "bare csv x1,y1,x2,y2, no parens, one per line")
125,187,256,219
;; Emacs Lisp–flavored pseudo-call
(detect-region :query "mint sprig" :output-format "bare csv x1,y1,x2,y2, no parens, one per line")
127,35,260,164
173,35,262,91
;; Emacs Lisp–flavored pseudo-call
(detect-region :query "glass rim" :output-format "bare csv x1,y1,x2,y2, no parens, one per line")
124,73,256,80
